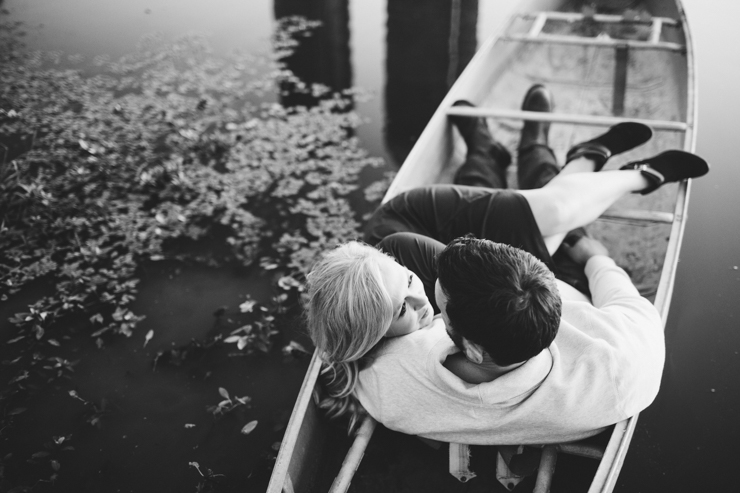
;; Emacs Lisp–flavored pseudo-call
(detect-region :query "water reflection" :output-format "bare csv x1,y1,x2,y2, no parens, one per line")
384,0,478,166
274,0,352,107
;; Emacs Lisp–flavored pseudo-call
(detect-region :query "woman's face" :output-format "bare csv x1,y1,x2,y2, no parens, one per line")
376,255,435,337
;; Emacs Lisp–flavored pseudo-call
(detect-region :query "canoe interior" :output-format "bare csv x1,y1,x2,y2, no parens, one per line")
389,0,690,300
268,0,693,491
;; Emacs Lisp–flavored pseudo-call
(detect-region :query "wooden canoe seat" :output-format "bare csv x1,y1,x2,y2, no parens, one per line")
448,434,608,493
501,10,685,53
326,417,608,493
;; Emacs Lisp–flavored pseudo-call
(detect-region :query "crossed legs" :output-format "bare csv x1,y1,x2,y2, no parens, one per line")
521,161,649,253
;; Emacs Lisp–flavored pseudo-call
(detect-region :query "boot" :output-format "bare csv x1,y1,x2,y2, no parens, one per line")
565,122,653,171
620,150,709,194
519,84,553,152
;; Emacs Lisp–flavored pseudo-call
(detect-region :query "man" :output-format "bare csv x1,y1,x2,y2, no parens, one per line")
356,234,664,444
354,85,678,444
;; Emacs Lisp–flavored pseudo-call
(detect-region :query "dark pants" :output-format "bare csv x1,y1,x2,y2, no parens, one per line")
364,135,588,307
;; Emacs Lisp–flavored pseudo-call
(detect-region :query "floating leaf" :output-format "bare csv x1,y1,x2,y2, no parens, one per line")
282,340,310,356
239,300,256,313
9,407,27,415
241,420,258,435
51,460,60,471
32,451,50,458
184,423,196,429
189,461,204,477
218,387,230,400
48,339,60,346
143,330,153,347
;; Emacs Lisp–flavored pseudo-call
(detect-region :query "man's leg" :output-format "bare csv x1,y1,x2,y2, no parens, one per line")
449,101,511,189
515,85,592,292
517,85,560,190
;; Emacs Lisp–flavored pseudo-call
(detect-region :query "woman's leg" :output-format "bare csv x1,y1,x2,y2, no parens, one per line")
532,156,599,253
519,159,650,252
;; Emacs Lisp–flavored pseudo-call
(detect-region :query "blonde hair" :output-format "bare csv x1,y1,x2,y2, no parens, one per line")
305,241,394,427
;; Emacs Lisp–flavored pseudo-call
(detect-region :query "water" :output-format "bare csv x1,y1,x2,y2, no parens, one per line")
617,1,740,490
2,0,738,491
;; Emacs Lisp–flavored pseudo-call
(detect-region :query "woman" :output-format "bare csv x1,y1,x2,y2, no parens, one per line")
305,86,709,425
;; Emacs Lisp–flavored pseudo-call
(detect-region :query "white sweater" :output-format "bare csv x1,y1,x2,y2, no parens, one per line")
356,256,665,445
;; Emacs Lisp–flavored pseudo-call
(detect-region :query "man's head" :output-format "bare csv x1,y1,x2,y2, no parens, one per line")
436,236,561,366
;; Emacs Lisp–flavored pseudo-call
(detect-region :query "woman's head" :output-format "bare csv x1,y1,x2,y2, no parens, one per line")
306,241,394,366
305,241,434,423
306,241,434,364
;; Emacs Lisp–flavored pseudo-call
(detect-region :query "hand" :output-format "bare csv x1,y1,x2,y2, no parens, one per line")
561,236,609,265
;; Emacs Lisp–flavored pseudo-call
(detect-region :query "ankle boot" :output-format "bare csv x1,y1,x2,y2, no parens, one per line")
449,100,496,154
566,122,653,171
519,84,553,151
620,150,709,194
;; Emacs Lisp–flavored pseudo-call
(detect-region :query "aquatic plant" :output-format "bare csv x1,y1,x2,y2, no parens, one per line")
0,15,391,490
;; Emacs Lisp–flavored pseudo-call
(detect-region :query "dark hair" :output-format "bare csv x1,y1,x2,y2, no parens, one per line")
437,236,561,366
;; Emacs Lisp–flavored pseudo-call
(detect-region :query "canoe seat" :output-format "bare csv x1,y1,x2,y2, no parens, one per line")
447,431,609,493
501,10,684,53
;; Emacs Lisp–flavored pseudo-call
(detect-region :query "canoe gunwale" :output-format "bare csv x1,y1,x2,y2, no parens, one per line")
590,0,696,491
268,0,696,491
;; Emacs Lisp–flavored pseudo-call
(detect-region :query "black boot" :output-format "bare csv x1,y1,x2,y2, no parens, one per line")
565,122,653,171
450,100,511,188
449,101,498,154
620,150,709,194
517,85,558,189
519,84,553,152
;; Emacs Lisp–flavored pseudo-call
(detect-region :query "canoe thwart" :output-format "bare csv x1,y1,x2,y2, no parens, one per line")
445,106,689,132
600,208,675,224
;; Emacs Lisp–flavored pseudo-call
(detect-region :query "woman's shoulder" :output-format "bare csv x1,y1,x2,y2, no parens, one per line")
373,317,448,357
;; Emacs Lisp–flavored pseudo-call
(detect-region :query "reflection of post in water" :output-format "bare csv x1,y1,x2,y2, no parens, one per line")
385,0,478,166
274,0,352,108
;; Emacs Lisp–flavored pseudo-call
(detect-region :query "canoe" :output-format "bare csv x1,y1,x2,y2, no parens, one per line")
268,0,696,491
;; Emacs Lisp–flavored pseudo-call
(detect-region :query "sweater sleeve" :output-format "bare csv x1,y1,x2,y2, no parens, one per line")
581,255,666,416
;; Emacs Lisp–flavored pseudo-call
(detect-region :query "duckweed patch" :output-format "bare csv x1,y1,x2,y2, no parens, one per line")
1,16,391,491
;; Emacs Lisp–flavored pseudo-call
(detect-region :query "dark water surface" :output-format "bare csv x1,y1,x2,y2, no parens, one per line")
2,0,739,491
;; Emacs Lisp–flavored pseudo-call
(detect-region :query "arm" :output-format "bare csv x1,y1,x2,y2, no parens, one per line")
561,236,665,415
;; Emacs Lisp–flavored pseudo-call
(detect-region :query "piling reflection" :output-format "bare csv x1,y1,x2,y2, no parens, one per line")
274,0,352,108
384,0,478,166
